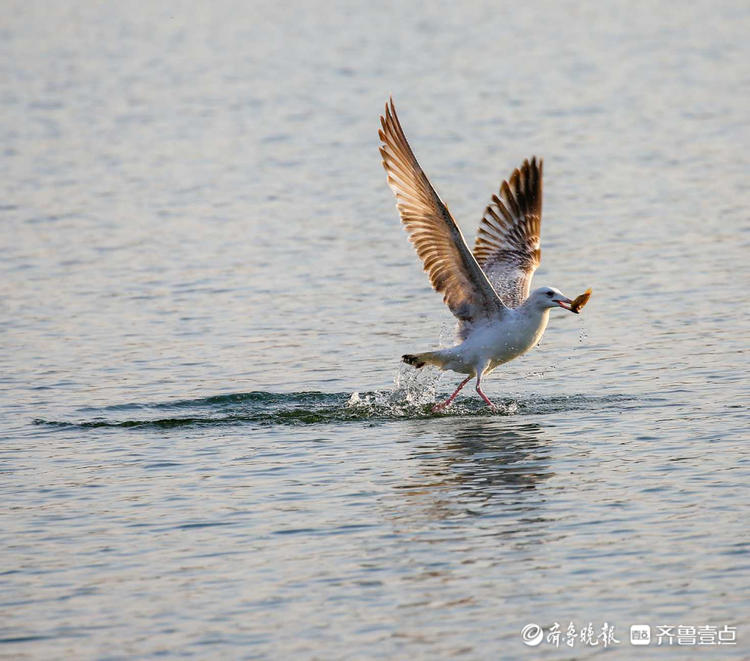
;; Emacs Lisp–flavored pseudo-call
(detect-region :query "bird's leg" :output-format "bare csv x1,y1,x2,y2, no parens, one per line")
475,371,496,410
432,375,472,412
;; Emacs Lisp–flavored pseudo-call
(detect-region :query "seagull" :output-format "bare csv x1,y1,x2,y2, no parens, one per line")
379,98,580,411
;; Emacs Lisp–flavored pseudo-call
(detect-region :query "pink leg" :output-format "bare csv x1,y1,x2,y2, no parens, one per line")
432,375,472,412
475,372,496,410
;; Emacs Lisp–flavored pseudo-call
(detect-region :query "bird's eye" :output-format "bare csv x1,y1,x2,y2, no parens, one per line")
546,291,553,297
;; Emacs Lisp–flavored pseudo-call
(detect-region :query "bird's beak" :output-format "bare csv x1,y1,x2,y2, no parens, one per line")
556,298,574,312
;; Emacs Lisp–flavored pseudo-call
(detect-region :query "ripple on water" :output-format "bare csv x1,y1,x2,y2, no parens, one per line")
33,388,636,430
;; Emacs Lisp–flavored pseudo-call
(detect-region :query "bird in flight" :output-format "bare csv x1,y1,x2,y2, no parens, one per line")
379,98,587,411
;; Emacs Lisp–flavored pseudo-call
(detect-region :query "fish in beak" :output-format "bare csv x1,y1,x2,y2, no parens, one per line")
557,297,574,311
569,288,592,314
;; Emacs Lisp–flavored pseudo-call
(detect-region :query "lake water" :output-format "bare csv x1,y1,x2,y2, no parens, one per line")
2,1,748,658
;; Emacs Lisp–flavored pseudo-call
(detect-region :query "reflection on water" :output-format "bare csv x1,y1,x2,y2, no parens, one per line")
385,421,553,535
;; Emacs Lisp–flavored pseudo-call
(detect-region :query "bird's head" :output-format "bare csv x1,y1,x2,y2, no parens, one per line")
530,286,575,312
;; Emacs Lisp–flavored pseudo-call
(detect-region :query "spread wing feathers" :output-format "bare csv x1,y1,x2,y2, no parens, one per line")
473,157,543,308
379,99,506,324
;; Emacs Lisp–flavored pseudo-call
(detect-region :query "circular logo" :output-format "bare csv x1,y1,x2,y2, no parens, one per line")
521,623,544,646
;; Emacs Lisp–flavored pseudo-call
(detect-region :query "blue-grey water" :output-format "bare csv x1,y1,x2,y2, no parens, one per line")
2,1,748,658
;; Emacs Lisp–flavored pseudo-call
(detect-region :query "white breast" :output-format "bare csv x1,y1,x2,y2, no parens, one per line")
470,308,551,371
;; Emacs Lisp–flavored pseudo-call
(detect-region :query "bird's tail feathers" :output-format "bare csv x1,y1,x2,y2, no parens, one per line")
402,351,443,369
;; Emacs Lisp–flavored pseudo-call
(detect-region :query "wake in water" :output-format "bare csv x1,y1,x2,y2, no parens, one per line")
33,379,630,431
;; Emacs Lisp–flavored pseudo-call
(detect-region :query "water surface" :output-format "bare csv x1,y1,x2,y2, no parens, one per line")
2,0,748,658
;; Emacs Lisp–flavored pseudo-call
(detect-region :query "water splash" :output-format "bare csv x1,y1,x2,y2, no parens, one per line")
346,363,439,417
438,319,458,349
393,362,443,405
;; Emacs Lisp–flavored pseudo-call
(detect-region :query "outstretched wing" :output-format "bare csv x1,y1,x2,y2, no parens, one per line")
379,98,507,324
473,157,543,308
